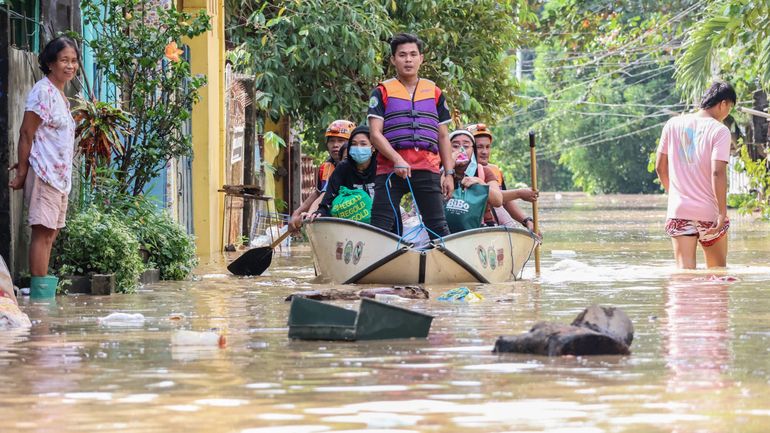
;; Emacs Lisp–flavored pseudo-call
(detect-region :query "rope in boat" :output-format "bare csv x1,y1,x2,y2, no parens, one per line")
385,171,446,250
506,227,516,280
516,232,541,280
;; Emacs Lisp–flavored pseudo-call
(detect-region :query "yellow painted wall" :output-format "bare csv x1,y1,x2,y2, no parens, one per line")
263,116,288,209
183,0,226,259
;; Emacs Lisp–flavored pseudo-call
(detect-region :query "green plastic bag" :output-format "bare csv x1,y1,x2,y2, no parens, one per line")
331,186,373,223
444,183,488,233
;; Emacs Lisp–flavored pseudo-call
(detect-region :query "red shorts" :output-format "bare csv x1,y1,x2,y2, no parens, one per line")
665,218,730,247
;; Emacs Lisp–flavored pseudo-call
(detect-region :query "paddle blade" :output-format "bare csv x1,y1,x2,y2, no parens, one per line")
227,247,274,276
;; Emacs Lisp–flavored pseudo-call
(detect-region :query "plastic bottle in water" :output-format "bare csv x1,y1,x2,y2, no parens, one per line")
171,330,226,348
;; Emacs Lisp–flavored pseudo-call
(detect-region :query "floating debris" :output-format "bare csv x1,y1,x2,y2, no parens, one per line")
438,287,483,302
286,286,429,302
0,297,32,329
171,330,226,348
98,312,146,327
493,305,634,356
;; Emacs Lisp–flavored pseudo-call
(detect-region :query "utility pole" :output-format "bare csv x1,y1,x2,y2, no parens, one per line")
752,90,768,160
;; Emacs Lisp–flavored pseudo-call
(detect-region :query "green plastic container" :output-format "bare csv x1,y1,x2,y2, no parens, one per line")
30,275,58,299
288,297,433,341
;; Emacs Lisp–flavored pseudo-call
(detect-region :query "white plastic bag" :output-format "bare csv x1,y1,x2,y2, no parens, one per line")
401,215,431,250
1,257,32,328
0,255,15,301
98,312,146,327
0,298,31,329
250,224,291,248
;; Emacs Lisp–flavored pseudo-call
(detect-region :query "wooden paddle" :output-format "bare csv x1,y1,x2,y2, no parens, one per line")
227,229,292,276
529,131,541,276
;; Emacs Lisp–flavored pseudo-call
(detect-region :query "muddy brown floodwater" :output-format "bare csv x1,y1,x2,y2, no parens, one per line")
1,192,769,433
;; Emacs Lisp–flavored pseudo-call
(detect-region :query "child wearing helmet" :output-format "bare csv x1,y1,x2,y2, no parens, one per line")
367,33,455,238
289,120,355,230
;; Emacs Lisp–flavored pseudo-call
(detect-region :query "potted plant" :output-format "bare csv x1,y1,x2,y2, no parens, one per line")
71,99,131,185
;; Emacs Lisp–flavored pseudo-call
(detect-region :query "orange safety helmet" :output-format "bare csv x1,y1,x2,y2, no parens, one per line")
325,120,356,140
467,123,493,140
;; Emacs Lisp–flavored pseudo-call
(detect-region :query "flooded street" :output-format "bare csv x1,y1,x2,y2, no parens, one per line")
2,192,769,433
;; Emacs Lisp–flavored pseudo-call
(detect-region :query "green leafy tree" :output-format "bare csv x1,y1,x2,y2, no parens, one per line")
734,143,770,220
81,0,211,195
493,1,699,193
492,91,574,191
675,0,770,101
387,0,534,122
675,1,769,219
225,0,393,138
226,0,534,143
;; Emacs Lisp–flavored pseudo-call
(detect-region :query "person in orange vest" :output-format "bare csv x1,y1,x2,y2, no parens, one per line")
367,33,455,238
467,123,539,232
289,120,355,230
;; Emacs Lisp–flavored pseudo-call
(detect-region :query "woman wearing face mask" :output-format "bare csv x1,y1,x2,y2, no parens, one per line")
448,129,503,212
305,125,378,221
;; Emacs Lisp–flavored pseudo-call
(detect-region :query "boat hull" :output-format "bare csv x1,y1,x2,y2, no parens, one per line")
306,218,537,285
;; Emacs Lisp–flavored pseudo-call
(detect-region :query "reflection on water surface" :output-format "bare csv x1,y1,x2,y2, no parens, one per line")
1,193,769,433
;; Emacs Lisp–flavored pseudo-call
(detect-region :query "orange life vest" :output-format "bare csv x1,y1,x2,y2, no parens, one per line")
317,160,336,192
486,163,504,185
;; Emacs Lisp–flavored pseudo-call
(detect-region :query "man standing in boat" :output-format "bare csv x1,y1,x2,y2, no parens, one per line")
655,81,735,269
290,120,356,230
467,123,539,232
367,33,455,238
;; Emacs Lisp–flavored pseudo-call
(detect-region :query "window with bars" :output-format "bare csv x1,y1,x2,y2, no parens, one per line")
3,0,42,52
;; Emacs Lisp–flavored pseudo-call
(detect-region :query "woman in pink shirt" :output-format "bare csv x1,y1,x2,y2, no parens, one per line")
655,81,736,269
9,36,79,288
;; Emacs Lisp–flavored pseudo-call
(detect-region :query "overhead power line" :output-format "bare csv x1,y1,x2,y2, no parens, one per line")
513,94,687,109
538,120,669,158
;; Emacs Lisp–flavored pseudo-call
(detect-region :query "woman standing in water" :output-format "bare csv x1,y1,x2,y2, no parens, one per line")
9,36,79,291
655,81,735,269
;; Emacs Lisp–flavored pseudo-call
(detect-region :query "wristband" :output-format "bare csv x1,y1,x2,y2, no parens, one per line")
521,217,533,227
444,169,456,176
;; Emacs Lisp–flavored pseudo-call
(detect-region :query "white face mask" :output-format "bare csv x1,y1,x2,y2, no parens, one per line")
466,153,478,177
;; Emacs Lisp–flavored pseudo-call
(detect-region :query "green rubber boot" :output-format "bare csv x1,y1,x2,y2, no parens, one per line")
30,275,58,299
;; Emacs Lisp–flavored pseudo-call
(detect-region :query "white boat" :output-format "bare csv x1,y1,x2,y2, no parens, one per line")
305,217,538,285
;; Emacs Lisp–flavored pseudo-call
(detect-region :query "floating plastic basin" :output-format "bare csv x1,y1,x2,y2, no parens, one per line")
288,297,433,341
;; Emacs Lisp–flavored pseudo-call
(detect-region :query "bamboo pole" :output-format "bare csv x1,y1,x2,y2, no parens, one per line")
737,106,770,119
529,131,541,275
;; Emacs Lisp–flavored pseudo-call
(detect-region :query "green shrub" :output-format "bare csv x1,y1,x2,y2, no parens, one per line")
735,144,770,220
727,193,754,209
133,211,198,281
55,206,144,293
81,180,199,281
